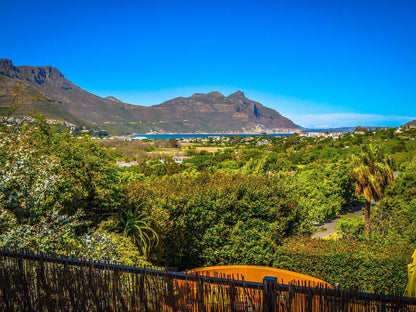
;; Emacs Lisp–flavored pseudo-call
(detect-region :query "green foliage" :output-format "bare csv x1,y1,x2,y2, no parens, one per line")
0,129,61,224
1,115,120,225
2,112,416,294
350,144,395,236
369,157,416,245
390,157,416,202
202,218,281,266
350,144,395,203
0,209,149,266
96,220,150,266
51,132,120,222
122,172,310,270
219,160,240,171
0,210,84,255
274,236,411,293
0,81,43,134
111,206,158,260
336,214,365,240
117,166,146,184
292,162,355,223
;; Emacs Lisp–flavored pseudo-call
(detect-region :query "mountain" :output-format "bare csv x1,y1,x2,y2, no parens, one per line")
0,59,139,133
144,91,297,133
0,71,88,127
404,119,416,128
0,59,298,134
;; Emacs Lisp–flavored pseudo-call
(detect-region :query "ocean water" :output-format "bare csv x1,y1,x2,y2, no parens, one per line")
133,133,293,140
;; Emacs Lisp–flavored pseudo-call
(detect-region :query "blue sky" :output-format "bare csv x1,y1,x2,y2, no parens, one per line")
2,0,416,128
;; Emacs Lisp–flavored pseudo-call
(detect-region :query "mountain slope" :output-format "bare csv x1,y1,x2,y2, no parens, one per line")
0,59,141,127
145,91,297,133
404,119,416,127
0,59,299,134
0,74,88,127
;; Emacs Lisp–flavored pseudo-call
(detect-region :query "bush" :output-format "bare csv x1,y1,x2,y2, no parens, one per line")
0,211,149,266
122,172,311,270
336,214,365,240
273,236,411,293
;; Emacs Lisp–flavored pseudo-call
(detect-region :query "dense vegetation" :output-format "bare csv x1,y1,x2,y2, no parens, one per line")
1,114,416,293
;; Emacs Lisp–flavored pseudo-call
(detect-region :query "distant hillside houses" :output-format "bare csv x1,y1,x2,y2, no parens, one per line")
301,132,344,139
354,130,366,135
116,156,192,167
116,161,138,167
172,156,191,163
0,116,76,133
46,118,76,130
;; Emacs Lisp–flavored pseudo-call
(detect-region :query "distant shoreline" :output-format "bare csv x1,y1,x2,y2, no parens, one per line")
132,133,294,139
133,126,378,138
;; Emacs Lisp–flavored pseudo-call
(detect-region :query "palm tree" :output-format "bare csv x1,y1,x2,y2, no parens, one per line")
349,144,395,238
112,207,159,260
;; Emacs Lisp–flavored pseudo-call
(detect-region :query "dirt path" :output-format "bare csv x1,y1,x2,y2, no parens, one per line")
312,204,364,239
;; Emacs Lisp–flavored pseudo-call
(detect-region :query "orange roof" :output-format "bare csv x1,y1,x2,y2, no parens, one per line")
186,265,332,288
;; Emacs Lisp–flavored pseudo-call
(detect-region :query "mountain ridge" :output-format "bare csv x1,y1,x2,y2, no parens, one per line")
0,59,299,134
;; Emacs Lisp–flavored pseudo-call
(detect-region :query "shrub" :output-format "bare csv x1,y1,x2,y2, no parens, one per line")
273,236,411,293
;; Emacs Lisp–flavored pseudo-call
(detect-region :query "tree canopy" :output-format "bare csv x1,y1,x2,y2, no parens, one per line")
350,144,395,236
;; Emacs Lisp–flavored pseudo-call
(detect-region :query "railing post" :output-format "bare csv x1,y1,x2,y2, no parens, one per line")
263,276,277,312
380,292,386,312
165,274,177,311
196,277,206,312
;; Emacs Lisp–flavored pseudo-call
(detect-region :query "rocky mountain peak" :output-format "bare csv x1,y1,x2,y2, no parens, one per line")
19,65,72,90
0,59,20,78
207,91,225,98
228,90,245,98
0,59,71,90
106,96,123,103
29,66,64,84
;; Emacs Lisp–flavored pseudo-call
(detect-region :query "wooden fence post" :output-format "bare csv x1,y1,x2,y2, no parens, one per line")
263,276,277,312
196,277,206,312
380,292,386,312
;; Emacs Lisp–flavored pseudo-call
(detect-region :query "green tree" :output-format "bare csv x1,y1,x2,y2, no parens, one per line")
122,171,309,269
0,128,61,224
1,114,120,227
0,81,42,134
335,214,365,240
370,156,416,245
349,144,395,237
293,162,354,224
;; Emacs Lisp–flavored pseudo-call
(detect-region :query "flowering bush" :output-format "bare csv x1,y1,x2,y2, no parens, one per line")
0,210,148,266
0,134,61,224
